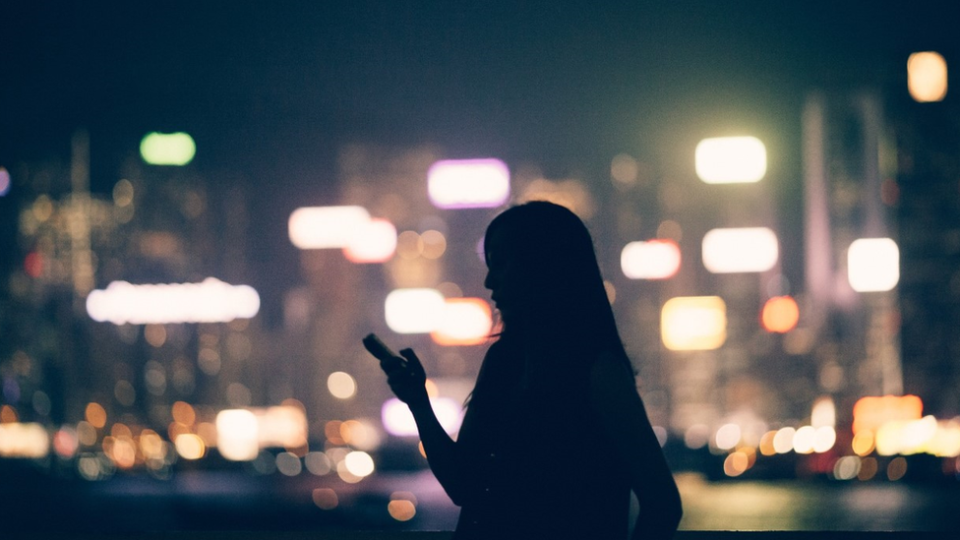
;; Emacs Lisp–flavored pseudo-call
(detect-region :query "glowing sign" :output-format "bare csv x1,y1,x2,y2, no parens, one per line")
695,136,766,184
908,51,948,103
431,298,493,346
848,238,899,292
620,239,681,280
761,296,799,333
428,159,510,209
381,397,463,436
343,218,397,263
661,296,727,351
288,206,371,249
86,278,260,324
384,288,446,334
702,227,778,273
140,132,196,166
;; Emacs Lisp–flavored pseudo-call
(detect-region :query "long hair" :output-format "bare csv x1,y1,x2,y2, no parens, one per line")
475,201,631,407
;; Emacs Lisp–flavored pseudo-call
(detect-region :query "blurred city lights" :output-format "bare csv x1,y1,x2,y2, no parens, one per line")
431,298,493,346
388,499,417,521
702,227,779,273
811,397,836,428
327,372,358,399
288,205,371,249
343,218,398,263
276,452,303,476
344,450,375,477
761,296,799,333
853,395,923,434
773,427,796,454
620,239,682,280
723,451,750,477
660,296,727,351
847,238,900,292
381,397,462,436
215,409,259,461
715,423,741,450
907,51,948,103
86,278,260,324
0,166,10,196
0,423,50,458
174,433,206,460
427,159,510,209
256,406,308,449
792,426,817,454
695,136,767,184
139,132,196,166
384,288,446,334
312,488,339,510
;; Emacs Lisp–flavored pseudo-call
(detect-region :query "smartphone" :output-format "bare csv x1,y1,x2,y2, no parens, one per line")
362,333,401,363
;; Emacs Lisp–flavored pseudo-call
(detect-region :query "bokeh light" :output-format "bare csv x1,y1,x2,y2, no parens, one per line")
327,372,358,400
695,136,766,184
431,298,493,346
761,296,799,333
344,218,397,263
908,51,948,103
620,239,681,280
288,206,371,249
384,288,446,334
427,159,510,209
86,278,260,324
661,296,727,351
847,238,900,292
140,132,196,166
702,228,779,274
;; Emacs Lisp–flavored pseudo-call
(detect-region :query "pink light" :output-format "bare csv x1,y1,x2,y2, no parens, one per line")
428,159,510,209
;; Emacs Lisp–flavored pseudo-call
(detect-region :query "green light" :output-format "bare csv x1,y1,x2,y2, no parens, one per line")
140,132,196,166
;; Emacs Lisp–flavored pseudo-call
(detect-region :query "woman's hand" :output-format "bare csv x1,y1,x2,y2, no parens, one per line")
380,348,429,406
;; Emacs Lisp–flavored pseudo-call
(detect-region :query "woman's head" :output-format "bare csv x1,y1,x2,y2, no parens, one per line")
483,201,617,344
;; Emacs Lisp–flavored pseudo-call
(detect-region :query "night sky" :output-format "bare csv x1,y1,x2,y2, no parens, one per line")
2,1,958,311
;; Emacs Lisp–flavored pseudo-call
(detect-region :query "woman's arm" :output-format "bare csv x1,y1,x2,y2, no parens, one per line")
589,353,683,540
381,349,466,505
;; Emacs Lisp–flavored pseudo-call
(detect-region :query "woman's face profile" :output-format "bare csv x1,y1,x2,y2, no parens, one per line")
483,227,521,321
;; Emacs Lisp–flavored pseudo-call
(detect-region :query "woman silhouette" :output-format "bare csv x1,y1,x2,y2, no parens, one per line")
373,201,682,539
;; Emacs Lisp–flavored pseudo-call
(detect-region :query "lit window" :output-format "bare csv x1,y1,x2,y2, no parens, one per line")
620,239,681,280
140,132,196,166
702,227,778,273
384,288,446,334
661,296,726,351
695,136,766,184
848,238,899,292
908,51,948,103
428,159,510,209
431,298,493,346
288,206,371,249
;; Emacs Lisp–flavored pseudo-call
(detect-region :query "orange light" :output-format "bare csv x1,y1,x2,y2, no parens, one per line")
431,298,493,346
852,395,923,435
85,403,107,429
761,296,799,333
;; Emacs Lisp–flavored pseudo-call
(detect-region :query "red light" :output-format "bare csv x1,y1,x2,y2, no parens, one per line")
24,252,43,278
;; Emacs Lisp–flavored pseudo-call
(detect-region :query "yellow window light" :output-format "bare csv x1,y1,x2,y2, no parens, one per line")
695,136,766,184
140,132,196,166
661,296,727,351
908,51,948,103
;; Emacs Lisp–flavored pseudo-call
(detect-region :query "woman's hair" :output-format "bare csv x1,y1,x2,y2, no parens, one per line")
483,201,627,364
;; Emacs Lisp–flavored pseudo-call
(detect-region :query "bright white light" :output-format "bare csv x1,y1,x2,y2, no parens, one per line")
428,159,510,209
288,206,371,249
381,397,463,437
216,409,259,461
772,427,795,454
793,425,817,454
86,278,260,324
0,423,50,458
620,239,681,280
327,372,357,399
715,423,741,450
344,218,397,263
848,238,899,292
813,426,836,453
431,298,492,346
344,451,375,477
695,136,767,184
661,296,727,351
908,51,948,103
702,227,778,273
256,406,309,449
811,397,836,428
385,288,446,334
